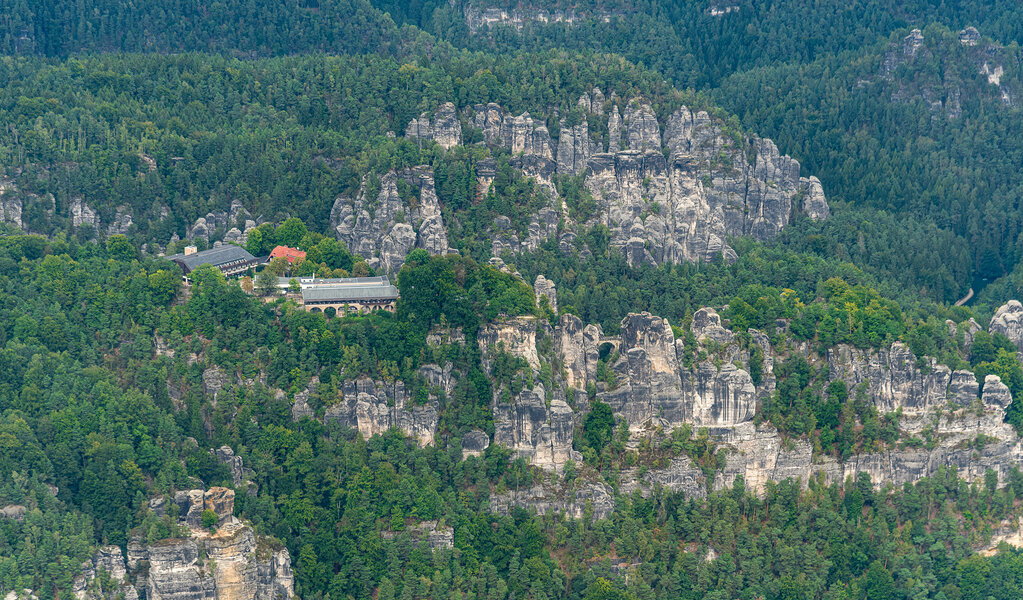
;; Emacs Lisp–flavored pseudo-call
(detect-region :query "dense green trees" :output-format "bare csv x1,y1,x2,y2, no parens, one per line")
5,1,1023,599
3,204,1023,600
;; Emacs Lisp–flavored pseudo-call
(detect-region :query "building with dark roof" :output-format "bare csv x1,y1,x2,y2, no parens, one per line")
166,245,260,277
295,276,399,314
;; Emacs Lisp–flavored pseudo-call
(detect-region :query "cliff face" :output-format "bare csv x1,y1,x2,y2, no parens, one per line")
0,179,23,229
404,93,828,268
329,167,453,274
479,316,580,470
323,374,441,446
75,488,294,600
989,300,1023,354
600,311,757,431
405,102,462,149
493,296,1021,496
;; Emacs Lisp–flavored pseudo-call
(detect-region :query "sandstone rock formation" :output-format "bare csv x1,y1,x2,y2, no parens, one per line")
556,314,602,392
76,489,293,600
541,307,1023,496
213,446,257,494
186,201,254,243
107,205,133,236
881,27,1019,116
330,168,452,274
70,197,100,230
381,520,454,549
462,4,597,33
0,179,23,229
0,504,27,521
404,96,827,267
471,104,554,160
462,429,490,458
990,300,1023,354
406,102,462,149
620,455,707,498
491,481,615,520
323,375,440,446
558,120,601,175
480,316,579,469
534,275,557,313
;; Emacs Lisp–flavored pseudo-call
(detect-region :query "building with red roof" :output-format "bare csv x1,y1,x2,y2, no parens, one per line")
268,245,306,263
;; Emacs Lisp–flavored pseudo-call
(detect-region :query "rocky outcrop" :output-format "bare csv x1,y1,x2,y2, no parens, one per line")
624,102,661,151
0,179,23,229
983,375,1013,409
381,520,454,549
138,523,293,600
547,307,1023,496
479,317,542,372
881,27,1019,117
801,176,831,220
0,504,27,521
202,366,233,402
186,201,253,243
534,275,557,313
213,446,255,492
990,300,1023,354
492,384,578,470
471,104,553,159
462,429,490,458
323,375,439,446
580,103,827,264
463,4,600,33
597,312,756,431
556,314,602,392
480,317,579,469
70,198,100,230
949,317,983,348
692,307,734,344
290,377,318,421
73,545,136,600
406,102,462,150
827,342,981,415
490,481,615,520
577,87,608,115
330,168,452,274
558,121,601,175
454,96,830,266
620,455,707,498
107,205,133,236
76,489,293,600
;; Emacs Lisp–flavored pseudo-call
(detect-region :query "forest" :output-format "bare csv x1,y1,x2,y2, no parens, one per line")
3,1,1023,599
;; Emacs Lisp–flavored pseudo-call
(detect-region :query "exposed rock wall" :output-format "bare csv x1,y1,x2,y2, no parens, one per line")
490,481,615,521
0,179,23,229
479,316,579,469
990,300,1023,354
471,104,554,159
598,312,756,431
558,121,600,175
406,102,462,149
70,198,100,230
881,27,1019,117
463,4,601,33
402,96,827,267
76,490,293,600
548,308,1023,496
330,168,452,274
323,374,440,446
